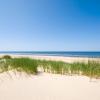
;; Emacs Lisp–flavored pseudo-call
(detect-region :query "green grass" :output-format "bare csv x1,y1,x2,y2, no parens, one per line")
0,55,100,78
8,58,38,74
2,55,12,59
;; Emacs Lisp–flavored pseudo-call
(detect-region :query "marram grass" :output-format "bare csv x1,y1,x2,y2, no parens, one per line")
7,58,38,74
0,55,100,78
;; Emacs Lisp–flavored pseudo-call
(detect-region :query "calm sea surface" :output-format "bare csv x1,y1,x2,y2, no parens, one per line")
0,51,100,58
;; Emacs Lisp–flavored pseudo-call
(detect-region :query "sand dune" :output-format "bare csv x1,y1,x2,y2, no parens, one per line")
0,55,100,100
0,71,100,100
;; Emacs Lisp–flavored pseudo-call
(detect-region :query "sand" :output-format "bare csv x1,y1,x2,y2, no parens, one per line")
0,54,100,100
0,71,100,100
0,54,100,63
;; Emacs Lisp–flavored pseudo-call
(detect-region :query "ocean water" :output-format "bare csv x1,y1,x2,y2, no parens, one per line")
0,51,100,58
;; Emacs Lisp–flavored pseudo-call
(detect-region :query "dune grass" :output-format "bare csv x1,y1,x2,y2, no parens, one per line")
0,55,100,78
7,58,38,74
2,55,12,59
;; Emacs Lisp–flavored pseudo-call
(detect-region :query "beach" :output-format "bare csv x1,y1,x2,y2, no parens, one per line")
0,71,100,100
0,0,99,99
0,54,100,63
0,55,100,100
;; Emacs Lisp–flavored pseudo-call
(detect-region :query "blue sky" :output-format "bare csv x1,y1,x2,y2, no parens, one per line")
0,0,100,51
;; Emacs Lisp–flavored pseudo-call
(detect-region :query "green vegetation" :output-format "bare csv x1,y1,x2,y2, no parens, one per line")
0,55,100,78
8,58,38,74
2,55,12,59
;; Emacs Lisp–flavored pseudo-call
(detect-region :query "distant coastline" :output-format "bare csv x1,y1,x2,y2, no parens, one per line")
0,51,100,58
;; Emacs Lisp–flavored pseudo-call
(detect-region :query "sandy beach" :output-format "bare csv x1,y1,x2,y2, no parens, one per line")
0,55,100,100
0,0,99,99
0,71,100,100
0,54,100,63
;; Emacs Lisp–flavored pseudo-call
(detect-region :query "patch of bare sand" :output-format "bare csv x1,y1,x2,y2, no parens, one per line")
0,71,100,100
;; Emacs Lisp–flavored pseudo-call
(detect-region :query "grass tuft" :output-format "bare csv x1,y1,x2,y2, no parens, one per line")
2,55,12,59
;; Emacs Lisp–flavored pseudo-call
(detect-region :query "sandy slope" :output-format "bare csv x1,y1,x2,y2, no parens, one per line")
0,71,100,100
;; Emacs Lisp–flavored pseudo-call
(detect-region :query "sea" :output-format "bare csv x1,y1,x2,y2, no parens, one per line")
0,51,100,58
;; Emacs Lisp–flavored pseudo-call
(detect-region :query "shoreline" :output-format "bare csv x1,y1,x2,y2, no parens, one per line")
0,54,100,63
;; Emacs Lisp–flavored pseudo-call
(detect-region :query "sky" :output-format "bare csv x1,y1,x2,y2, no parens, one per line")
0,0,100,51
